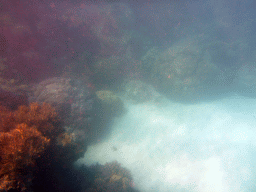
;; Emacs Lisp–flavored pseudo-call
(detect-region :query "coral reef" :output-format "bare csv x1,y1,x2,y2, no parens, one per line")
12,102,63,139
55,131,87,164
0,101,91,191
0,123,49,191
0,102,62,191
86,161,136,192
33,76,105,145
148,36,222,102
33,77,94,132
32,77,95,149
142,35,244,102
0,102,62,136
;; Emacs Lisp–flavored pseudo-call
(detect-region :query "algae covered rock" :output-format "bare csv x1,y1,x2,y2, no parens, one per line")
87,161,135,192
140,47,161,77
32,77,96,148
147,35,244,102
0,102,62,191
96,90,125,117
92,55,129,84
125,80,161,103
150,37,222,102
33,77,94,130
91,3,134,56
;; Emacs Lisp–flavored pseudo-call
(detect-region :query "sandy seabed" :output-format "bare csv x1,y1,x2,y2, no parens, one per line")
78,94,256,192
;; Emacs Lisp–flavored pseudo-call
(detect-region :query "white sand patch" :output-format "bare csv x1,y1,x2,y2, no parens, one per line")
77,95,256,192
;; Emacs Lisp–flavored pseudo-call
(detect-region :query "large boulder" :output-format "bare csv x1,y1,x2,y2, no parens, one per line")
92,55,129,85
95,90,125,117
147,37,240,102
124,80,162,103
32,77,95,142
86,161,135,192
90,3,134,56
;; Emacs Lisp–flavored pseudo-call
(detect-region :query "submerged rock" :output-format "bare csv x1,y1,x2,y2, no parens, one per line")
125,80,162,103
32,77,95,142
0,88,28,110
92,55,129,85
148,36,238,102
95,90,125,117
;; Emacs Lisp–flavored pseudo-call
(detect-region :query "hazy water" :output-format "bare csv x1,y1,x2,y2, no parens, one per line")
3,0,255,191
72,0,256,191
77,93,256,192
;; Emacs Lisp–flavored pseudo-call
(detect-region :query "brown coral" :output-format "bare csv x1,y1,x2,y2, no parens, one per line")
0,123,50,191
57,132,75,147
87,161,134,192
0,102,64,191
1,102,63,139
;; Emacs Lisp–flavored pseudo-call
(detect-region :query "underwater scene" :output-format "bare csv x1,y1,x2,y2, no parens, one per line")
0,0,256,191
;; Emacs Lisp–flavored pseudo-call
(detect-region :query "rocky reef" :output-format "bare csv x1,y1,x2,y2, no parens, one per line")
124,80,162,104
95,90,125,117
0,102,63,191
86,161,137,192
32,77,95,143
143,36,240,102
0,102,94,191
92,55,130,86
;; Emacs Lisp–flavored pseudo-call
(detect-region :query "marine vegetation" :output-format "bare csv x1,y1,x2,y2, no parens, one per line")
0,102,63,191
87,161,136,192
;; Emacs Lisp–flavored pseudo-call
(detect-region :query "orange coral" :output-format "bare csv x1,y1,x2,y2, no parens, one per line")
1,102,63,139
57,132,74,147
14,102,63,139
87,161,134,192
0,105,15,132
0,123,50,190
55,132,86,164
0,102,64,191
